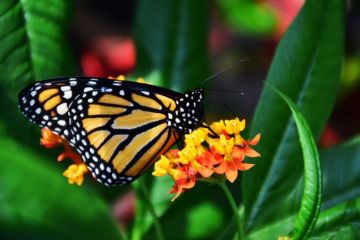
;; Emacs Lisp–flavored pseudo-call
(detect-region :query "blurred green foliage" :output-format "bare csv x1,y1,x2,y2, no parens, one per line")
0,0,358,239
215,0,276,36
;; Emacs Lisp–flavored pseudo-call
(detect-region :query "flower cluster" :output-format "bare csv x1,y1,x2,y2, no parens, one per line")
40,128,88,186
153,118,260,200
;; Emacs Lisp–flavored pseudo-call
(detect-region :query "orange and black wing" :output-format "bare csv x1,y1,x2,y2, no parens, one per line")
18,77,205,185
68,87,180,185
18,77,103,138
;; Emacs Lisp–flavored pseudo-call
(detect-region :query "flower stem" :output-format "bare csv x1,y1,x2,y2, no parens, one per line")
218,181,244,240
139,181,165,240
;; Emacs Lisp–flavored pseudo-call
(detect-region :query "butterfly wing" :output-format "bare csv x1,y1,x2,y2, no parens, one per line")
67,88,179,185
18,77,103,139
18,77,182,185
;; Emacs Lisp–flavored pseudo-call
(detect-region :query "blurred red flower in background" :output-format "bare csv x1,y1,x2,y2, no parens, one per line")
81,37,136,77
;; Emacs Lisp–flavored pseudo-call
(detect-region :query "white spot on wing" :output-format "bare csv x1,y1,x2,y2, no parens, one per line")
57,120,66,126
63,91,72,99
61,86,71,91
84,87,93,92
56,103,68,115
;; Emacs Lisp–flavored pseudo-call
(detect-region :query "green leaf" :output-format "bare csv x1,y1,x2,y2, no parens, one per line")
0,0,75,146
243,0,344,234
309,135,360,239
0,138,121,240
321,135,360,209
133,0,210,91
273,87,322,239
0,0,75,95
309,198,360,239
131,175,171,240
245,135,360,239
247,198,360,240
145,183,229,239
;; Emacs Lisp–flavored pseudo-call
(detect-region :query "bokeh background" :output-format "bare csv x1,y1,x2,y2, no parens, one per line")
0,0,357,239
70,0,359,144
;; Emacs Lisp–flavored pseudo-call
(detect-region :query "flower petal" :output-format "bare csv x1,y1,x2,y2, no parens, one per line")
237,162,255,171
225,169,238,183
248,133,261,145
40,128,63,148
63,163,88,186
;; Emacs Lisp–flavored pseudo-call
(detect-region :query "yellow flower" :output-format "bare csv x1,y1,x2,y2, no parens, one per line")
136,77,145,83
108,75,126,80
63,164,88,186
212,134,234,156
224,118,245,135
210,120,226,135
153,155,172,176
184,128,208,147
177,143,198,165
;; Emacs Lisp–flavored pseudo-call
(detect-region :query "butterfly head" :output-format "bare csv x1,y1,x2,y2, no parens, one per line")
171,88,204,134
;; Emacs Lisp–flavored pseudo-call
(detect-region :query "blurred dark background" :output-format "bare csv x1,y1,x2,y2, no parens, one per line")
69,0,358,145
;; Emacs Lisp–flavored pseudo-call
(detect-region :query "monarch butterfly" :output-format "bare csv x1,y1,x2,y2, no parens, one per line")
18,77,204,186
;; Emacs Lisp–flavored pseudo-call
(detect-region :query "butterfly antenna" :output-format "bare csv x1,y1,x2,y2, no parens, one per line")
199,123,218,138
199,99,238,138
217,100,237,118
199,59,249,87
205,88,245,96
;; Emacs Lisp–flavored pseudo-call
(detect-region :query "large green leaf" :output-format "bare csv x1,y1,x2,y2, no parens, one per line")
143,183,230,240
309,198,360,239
0,0,75,94
0,0,75,145
243,0,344,234
133,0,209,91
274,87,322,239
320,135,360,210
0,138,121,240
246,134,360,239
247,198,360,240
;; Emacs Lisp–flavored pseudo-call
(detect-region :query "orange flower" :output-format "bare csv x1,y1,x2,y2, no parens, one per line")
153,117,261,200
57,143,83,164
169,165,197,201
196,150,222,177
40,127,63,148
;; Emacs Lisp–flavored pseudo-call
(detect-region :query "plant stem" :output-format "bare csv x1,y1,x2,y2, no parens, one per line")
219,181,244,240
140,181,165,240
118,225,128,240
